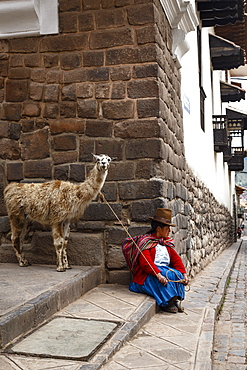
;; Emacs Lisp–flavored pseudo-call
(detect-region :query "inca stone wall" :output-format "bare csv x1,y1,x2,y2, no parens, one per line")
0,0,234,282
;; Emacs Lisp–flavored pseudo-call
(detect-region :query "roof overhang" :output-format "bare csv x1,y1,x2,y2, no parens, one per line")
220,81,246,102
197,0,245,27
216,14,247,57
236,184,246,195
209,34,245,70
227,107,247,129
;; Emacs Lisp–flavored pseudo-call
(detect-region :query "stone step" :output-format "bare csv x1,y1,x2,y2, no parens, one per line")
0,231,104,267
0,263,102,348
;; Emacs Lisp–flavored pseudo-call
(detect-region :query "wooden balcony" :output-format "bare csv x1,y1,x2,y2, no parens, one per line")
227,147,245,171
213,115,228,152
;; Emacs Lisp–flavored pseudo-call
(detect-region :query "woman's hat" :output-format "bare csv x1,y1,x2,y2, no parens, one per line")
149,208,176,227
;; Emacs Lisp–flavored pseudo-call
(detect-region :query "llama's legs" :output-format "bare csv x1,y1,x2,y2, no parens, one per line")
10,216,29,267
52,224,66,272
62,221,71,269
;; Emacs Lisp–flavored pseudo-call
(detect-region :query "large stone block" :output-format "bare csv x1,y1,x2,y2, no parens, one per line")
101,182,117,201
136,25,156,45
102,100,134,119
132,63,158,78
9,67,30,79
106,226,127,245
110,66,131,81
127,4,155,25
83,51,104,67
7,161,23,181
137,98,160,118
78,100,97,118
60,102,77,117
95,139,124,160
53,134,77,151
87,67,109,82
21,128,50,160
44,85,60,102
0,121,8,138
43,103,59,119
9,37,38,53
40,34,88,52
27,231,104,267
49,119,85,134
114,119,160,138
52,151,78,165
125,138,166,159
107,161,135,181
77,83,94,98
0,216,10,232
82,202,122,221
2,103,22,121
107,246,126,269
119,179,166,200
6,80,28,102
85,119,112,137
59,12,78,33
0,138,20,160
78,12,94,32
106,44,156,65
70,163,85,182
90,28,134,49
60,53,81,70
130,198,167,222
59,0,81,12
24,159,52,178
128,79,158,99
22,102,40,117
95,8,125,29
30,83,44,101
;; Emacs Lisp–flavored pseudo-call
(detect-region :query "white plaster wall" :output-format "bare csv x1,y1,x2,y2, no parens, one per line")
0,0,58,38
180,25,234,212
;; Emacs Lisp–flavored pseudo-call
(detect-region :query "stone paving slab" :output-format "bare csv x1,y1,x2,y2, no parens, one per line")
102,241,241,370
0,264,102,348
0,240,242,369
9,317,119,360
213,238,247,368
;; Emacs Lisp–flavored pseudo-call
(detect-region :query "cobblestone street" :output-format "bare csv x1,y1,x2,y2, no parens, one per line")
213,229,247,369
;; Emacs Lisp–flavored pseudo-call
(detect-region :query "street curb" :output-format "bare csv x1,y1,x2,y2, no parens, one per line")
0,266,102,349
194,240,242,370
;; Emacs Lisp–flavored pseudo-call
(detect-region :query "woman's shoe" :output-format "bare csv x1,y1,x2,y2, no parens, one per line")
174,300,184,312
161,302,178,313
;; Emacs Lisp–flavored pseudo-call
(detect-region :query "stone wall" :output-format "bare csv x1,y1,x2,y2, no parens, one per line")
0,0,234,282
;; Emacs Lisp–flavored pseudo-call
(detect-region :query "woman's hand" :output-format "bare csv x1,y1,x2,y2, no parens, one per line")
157,273,168,286
182,274,189,285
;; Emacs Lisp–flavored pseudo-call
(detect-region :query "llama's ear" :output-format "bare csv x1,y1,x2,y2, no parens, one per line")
92,153,98,160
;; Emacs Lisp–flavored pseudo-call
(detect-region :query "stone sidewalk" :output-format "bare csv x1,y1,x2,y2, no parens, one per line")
0,239,242,369
213,237,247,369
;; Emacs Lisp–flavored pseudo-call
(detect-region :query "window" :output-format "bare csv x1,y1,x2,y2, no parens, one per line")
0,0,58,39
197,26,206,131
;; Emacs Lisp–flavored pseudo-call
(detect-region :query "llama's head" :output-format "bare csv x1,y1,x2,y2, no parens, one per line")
93,154,112,171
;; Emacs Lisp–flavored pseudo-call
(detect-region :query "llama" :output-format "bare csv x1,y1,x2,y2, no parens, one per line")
4,154,111,271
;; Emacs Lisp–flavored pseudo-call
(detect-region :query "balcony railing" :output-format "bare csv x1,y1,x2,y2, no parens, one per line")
227,147,245,171
213,115,228,152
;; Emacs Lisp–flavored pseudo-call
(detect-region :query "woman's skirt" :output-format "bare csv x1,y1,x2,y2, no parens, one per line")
129,266,185,307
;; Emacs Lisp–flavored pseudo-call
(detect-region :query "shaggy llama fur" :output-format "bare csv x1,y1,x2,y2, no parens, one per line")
4,154,111,271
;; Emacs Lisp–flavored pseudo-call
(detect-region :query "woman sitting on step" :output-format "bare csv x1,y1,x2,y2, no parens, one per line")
122,208,189,313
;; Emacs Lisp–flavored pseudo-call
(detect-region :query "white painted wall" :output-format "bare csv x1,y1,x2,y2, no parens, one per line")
180,23,235,212
0,0,58,38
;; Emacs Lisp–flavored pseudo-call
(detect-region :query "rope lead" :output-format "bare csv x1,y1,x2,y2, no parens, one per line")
99,192,188,287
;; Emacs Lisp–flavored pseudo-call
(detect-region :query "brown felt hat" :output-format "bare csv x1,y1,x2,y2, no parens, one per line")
149,208,176,227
